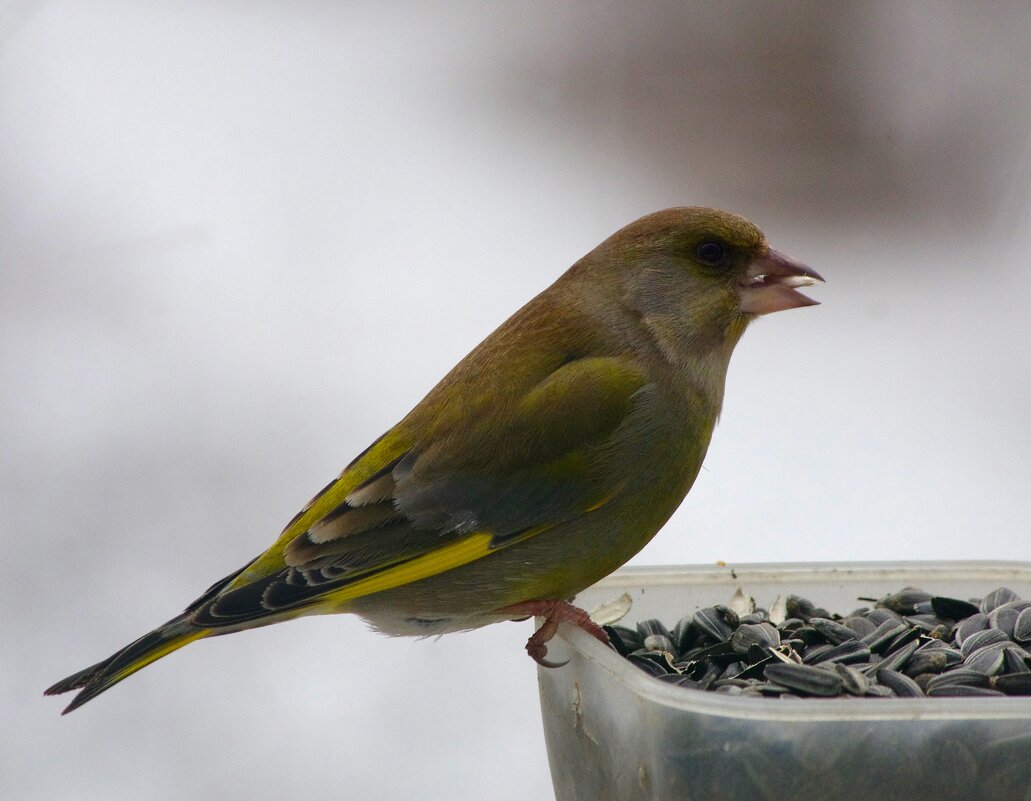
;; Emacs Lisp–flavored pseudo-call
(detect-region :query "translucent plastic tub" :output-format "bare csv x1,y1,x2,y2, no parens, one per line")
538,562,1031,801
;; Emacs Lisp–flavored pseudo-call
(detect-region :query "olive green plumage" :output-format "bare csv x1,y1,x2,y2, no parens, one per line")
46,207,821,713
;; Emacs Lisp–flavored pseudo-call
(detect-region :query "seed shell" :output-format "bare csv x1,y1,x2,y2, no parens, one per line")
955,612,989,644
989,606,1020,639
1015,608,1031,643
965,646,1006,676
810,618,858,645
803,639,872,666
862,620,910,653
992,673,1031,695
875,639,921,674
926,669,990,692
637,618,672,641
765,663,844,697
960,627,1009,658
730,622,780,655
981,587,1020,613
930,596,980,619
833,663,870,696
877,669,923,698
927,685,1006,698
878,587,933,615
693,607,735,642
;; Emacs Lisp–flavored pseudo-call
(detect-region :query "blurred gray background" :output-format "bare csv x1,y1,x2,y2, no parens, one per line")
4,1,1031,799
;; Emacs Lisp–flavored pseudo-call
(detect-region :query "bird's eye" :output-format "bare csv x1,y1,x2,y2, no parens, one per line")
695,241,726,264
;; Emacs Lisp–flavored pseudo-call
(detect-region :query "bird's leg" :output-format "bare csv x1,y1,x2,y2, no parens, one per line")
498,599,610,668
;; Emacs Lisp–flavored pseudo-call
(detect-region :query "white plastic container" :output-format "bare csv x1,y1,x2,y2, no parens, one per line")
538,562,1031,801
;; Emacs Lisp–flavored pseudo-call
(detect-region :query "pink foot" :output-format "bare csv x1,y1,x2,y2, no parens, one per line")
498,599,610,668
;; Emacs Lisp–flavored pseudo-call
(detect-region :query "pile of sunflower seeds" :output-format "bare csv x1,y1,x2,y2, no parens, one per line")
605,586,1031,698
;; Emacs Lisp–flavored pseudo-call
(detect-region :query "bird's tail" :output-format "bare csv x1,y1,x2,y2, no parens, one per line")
45,615,209,714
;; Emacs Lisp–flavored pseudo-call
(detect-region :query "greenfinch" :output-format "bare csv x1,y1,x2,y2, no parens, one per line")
47,207,821,713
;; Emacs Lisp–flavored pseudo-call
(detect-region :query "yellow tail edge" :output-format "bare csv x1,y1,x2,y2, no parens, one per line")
45,617,209,714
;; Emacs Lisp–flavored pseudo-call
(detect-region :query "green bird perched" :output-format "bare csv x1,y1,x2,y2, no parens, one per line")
46,207,822,713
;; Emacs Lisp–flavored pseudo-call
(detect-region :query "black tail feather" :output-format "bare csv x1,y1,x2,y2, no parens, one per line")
45,615,205,714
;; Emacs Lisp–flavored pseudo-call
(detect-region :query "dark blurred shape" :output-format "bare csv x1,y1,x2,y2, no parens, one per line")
479,1,1031,235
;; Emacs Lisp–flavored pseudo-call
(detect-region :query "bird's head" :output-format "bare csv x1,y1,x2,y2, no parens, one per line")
583,207,823,365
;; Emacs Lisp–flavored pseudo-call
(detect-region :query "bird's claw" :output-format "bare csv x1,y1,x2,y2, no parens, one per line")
528,648,569,669
499,598,610,669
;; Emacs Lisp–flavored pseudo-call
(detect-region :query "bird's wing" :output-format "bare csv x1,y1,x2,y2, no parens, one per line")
190,356,651,626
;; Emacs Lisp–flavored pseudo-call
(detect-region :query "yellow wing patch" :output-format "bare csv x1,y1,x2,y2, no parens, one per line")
229,427,415,589
316,520,558,609
317,532,494,608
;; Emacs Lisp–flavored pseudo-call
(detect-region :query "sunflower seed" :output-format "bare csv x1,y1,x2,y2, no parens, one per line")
926,669,990,691
878,587,933,615
906,614,952,635
637,618,672,641
842,615,877,638
876,639,921,674
810,617,859,645
931,596,980,619
992,673,1031,695
730,622,781,655
989,606,1020,639
642,633,675,654
764,663,844,696
1004,648,1031,674
693,607,735,642
698,662,724,689
960,627,1009,657
738,610,770,626
965,645,1006,676
603,625,642,656
877,669,923,698
955,612,990,644
927,684,1006,698
791,626,827,647
886,626,923,652
801,643,831,663
785,595,817,621
904,649,959,677
833,663,869,696
981,587,1020,613
866,608,905,626
804,639,872,666
627,652,675,677
862,620,910,653
1015,608,1031,643
671,615,700,653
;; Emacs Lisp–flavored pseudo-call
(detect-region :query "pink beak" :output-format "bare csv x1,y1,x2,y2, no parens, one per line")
738,249,824,315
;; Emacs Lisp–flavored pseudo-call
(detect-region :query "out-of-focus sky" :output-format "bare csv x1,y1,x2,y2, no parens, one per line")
4,2,1031,799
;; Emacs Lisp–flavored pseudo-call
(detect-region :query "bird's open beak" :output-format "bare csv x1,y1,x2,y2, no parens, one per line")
738,249,824,315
